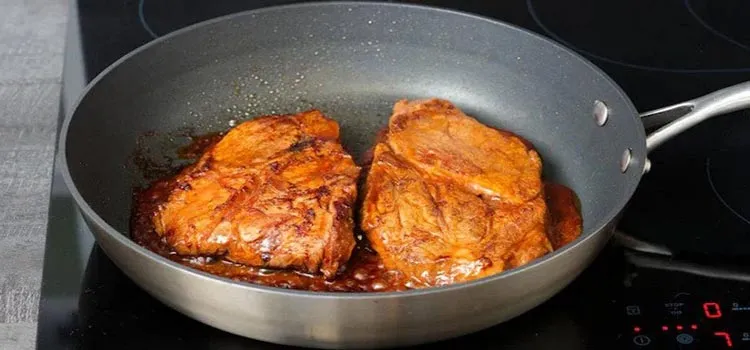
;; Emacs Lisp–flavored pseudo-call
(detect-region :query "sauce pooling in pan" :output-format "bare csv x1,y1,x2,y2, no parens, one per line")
130,125,583,293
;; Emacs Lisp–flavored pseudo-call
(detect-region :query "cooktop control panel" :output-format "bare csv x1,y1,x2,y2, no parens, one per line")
621,295,750,348
617,256,750,349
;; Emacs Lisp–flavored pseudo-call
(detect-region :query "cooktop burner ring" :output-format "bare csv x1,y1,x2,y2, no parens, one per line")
706,153,750,225
138,0,159,39
684,0,750,52
526,0,750,73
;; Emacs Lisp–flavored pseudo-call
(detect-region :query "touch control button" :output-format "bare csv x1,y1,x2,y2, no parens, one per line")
676,333,694,345
633,335,651,346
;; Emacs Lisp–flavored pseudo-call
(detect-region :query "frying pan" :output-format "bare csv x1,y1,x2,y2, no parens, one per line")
59,2,750,348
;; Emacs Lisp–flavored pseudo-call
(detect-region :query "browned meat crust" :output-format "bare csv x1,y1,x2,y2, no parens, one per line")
148,110,360,279
361,99,553,287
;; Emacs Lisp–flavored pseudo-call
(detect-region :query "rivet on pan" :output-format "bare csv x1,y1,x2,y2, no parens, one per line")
621,148,632,173
593,100,609,126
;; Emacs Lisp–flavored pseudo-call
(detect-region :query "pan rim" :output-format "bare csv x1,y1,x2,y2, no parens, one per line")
58,0,645,300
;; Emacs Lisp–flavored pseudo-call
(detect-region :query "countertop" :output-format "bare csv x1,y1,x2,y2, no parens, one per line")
0,0,67,349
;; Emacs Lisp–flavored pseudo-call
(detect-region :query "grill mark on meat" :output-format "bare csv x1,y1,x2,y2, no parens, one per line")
316,186,330,197
334,201,350,221
289,138,314,152
199,156,214,171
422,181,448,235
269,161,281,173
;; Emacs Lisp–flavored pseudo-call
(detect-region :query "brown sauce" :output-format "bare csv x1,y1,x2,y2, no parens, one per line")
130,132,583,293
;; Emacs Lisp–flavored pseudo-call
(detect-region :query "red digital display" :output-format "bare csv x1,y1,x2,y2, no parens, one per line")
661,325,668,331
703,302,723,318
676,325,683,331
633,326,641,333
714,331,733,347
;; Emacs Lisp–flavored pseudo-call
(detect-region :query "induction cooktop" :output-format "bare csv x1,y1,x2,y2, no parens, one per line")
37,1,750,349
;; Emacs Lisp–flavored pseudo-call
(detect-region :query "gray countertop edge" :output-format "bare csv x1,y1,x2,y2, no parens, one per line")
0,0,69,349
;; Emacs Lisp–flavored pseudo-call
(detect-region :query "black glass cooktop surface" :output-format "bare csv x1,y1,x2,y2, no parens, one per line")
37,0,750,349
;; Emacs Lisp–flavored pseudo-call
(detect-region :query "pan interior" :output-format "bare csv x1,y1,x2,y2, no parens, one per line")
64,3,645,259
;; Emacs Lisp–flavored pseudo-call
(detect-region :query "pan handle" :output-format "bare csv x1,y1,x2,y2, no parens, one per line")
641,81,750,153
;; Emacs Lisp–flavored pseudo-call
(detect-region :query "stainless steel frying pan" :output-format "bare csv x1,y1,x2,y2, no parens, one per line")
59,2,750,348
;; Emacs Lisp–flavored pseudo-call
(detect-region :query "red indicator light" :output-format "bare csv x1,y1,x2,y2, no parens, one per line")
633,326,641,333
662,325,668,331
703,302,723,318
691,324,698,330
676,325,683,331
713,331,733,347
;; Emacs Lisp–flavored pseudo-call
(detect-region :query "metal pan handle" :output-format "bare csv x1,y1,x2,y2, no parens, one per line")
641,81,750,153
616,82,750,255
